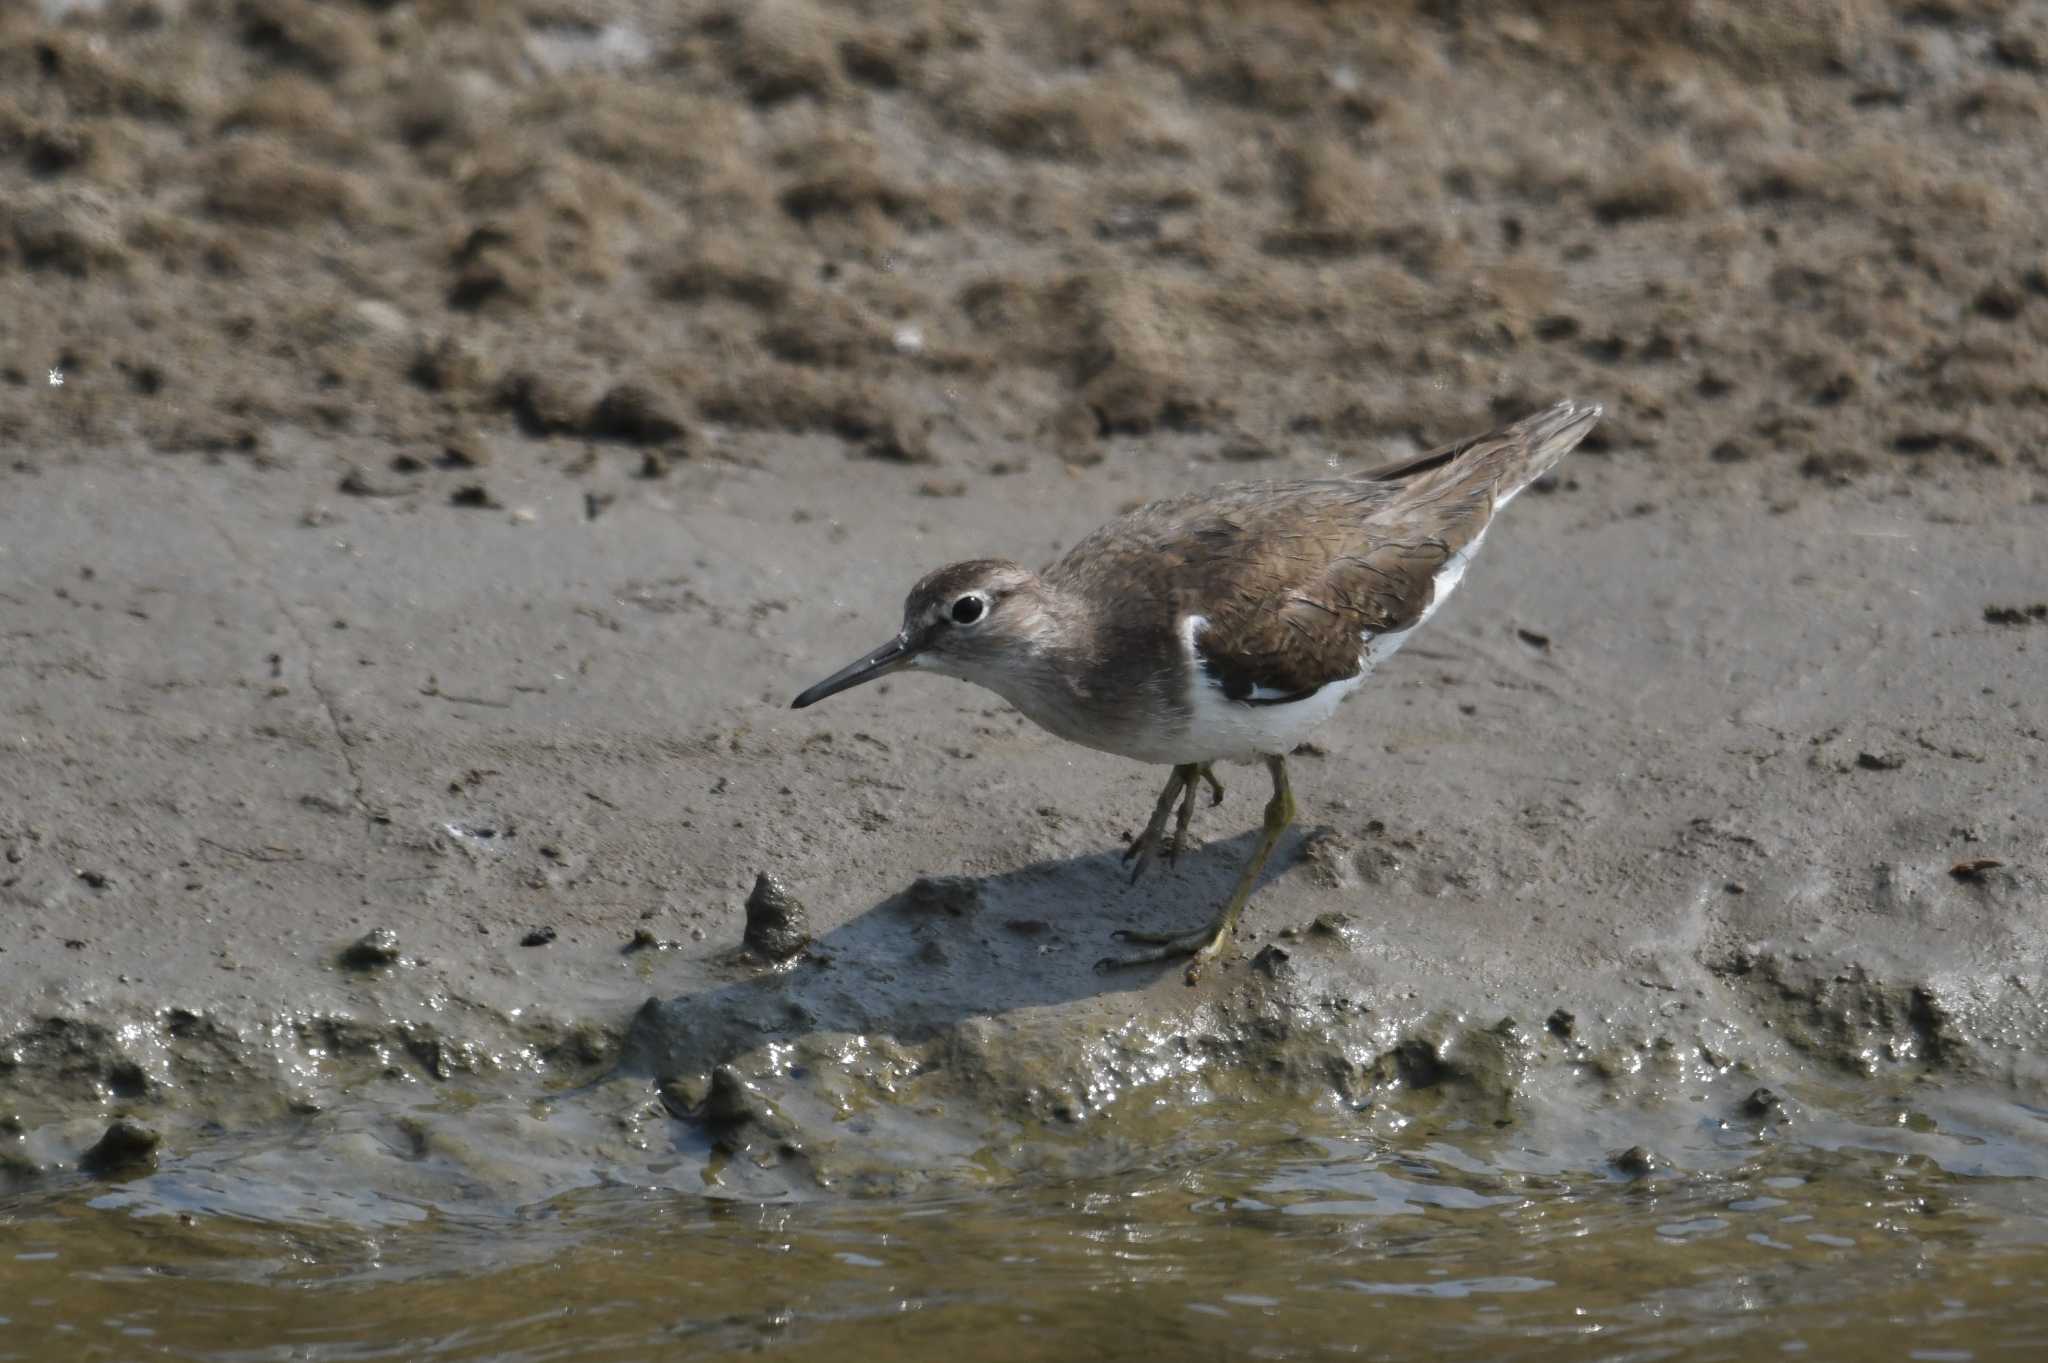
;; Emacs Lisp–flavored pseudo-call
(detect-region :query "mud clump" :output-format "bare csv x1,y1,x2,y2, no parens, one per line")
696,1066,808,1173
744,872,811,961
1250,943,1293,978
201,138,366,228
1610,1145,1664,1179
1297,831,1361,891
80,1119,160,1176
5,187,129,278
339,928,402,970
586,384,685,445
1592,144,1718,225
1716,953,1973,1078
1740,1087,1784,1119
903,875,980,917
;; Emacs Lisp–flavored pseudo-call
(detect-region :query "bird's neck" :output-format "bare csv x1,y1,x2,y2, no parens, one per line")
959,583,1104,726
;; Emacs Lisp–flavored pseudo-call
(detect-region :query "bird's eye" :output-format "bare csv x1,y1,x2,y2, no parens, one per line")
950,594,986,625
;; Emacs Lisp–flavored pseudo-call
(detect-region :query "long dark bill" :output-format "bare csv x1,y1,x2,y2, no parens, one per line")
790,633,918,709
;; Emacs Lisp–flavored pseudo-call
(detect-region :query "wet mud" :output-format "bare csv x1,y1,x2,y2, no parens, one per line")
3,0,2047,1206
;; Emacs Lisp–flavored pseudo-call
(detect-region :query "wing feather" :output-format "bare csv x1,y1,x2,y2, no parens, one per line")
1041,401,1601,712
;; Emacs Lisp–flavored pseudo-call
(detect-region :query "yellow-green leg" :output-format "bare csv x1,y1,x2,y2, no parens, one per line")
1123,763,1198,883
1102,755,1294,983
1123,763,1228,884
1168,762,1225,866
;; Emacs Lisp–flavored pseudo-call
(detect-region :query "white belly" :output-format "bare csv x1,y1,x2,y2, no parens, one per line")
1167,529,1485,765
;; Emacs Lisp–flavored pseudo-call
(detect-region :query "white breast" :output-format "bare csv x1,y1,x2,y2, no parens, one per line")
1168,527,1488,765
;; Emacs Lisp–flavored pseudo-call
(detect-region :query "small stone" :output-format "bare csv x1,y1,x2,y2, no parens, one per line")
1855,750,1904,771
1546,1008,1576,1038
743,872,811,960
339,927,402,969
520,926,558,947
80,1119,160,1176
353,299,409,336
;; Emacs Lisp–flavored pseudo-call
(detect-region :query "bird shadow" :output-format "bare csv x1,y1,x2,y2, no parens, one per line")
618,826,1312,1083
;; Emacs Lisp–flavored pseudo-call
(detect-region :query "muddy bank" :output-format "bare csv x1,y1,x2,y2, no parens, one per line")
2,442,2042,1196
4,0,2048,1196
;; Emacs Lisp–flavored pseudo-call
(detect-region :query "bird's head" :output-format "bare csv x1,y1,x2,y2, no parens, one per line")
790,559,1054,709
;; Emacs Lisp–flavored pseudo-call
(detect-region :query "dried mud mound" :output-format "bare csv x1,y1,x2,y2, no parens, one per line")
4,0,2046,490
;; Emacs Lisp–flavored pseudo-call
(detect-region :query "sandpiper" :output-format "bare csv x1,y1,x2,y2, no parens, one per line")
791,399,1602,981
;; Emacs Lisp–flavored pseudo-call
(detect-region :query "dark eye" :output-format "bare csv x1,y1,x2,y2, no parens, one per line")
950,595,985,625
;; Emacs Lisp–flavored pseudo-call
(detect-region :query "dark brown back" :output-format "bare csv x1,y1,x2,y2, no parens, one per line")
1045,400,1599,703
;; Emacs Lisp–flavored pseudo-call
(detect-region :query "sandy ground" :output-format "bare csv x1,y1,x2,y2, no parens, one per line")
3,0,2047,1193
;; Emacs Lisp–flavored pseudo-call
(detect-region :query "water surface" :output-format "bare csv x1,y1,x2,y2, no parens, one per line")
5,1090,2045,1361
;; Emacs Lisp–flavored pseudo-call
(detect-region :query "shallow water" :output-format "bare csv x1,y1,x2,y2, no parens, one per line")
5,1093,2046,1362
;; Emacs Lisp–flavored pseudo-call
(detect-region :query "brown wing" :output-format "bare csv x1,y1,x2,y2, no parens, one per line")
1179,493,1464,705
1171,400,1602,704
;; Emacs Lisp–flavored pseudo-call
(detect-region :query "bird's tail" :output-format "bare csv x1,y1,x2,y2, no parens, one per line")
1362,398,1603,513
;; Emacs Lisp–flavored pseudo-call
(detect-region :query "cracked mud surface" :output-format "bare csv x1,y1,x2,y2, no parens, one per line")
3,0,2046,1197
